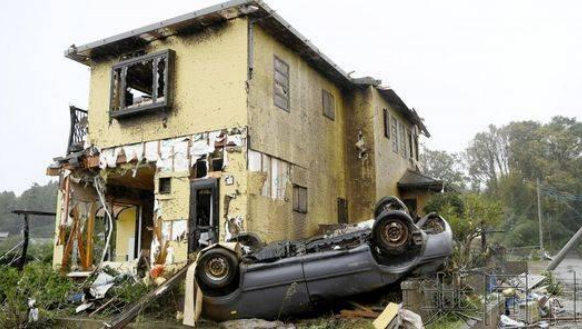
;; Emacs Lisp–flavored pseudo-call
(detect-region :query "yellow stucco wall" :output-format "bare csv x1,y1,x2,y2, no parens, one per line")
87,19,249,149
372,90,417,199
344,87,378,223
114,206,137,262
246,24,348,241
400,190,432,216
154,147,248,261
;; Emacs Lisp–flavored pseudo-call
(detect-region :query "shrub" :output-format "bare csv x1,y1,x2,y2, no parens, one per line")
0,263,75,328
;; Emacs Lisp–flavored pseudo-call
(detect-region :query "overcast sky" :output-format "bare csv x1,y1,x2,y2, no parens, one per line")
0,0,580,194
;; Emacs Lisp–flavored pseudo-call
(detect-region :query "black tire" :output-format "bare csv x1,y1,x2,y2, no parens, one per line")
374,196,409,218
196,248,239,290
373,210,414,255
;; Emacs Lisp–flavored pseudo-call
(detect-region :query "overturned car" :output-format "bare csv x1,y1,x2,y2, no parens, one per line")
195,197,453,321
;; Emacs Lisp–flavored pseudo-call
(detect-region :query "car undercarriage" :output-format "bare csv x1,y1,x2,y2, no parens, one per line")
194,196,454,321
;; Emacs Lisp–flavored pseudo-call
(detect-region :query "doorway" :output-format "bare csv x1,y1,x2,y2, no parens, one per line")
188,179,219,253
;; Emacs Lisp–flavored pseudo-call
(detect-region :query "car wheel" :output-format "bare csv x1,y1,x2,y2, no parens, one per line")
196,248,239,290
374,196,409,218
373,211,413,255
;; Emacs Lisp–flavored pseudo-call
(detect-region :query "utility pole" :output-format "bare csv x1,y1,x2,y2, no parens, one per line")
537,178,544,258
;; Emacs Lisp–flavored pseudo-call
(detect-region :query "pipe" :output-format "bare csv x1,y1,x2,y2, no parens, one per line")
546,224,582,271
94,177,114,266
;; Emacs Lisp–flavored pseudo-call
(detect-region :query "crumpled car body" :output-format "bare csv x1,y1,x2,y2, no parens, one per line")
198,207,453,321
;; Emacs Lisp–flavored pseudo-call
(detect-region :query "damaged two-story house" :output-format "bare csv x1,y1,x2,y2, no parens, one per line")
48,0,445,271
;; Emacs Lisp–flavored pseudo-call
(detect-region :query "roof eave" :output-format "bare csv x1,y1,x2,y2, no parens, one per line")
65,0,256,65
63,0,431,131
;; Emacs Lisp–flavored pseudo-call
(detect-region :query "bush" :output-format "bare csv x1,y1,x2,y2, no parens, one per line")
0,263,75,328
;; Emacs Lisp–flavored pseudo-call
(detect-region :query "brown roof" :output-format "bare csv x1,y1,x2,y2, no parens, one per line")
397,170,445,192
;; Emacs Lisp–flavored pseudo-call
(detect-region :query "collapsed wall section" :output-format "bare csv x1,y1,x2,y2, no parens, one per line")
51,128,248,271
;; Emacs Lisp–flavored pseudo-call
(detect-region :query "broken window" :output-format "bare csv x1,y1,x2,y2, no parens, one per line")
392,116,399,153
383,108,390,139
274,56,290,111
110,50,173,118
293,185,308,213
159,177,172,194
248,150,290,200
194,159,208,178
322,89,335,120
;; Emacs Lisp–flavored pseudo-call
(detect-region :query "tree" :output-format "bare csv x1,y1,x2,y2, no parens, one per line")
0,181,58,238
464,125,510,192
425,192,502,270
454,116,582,252
420,147,467,189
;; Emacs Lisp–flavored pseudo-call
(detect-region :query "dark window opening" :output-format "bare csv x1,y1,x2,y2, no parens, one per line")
209,147,224,172
211,158,224,172
189,179,219,253
110,50,173,118
338,198,348,224
322,89,335,120
293,185,308,213
383,108,390,138
195,159,208,178
196,189,212,228
274,56,290,111
159,178,172,194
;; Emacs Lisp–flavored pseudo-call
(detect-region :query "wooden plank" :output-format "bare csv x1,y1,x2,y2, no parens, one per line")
61,207,79,272
373,303,399,329
85,202,96,270
340,309,381,319
103,263,190,329
348,301,374,313
89,297,117,318
59,175,71,245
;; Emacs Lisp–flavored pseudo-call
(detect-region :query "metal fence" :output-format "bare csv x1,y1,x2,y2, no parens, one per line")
406,270,581,327
485,271,580,326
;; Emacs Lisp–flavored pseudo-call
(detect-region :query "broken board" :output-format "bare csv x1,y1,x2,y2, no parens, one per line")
373,303,399,329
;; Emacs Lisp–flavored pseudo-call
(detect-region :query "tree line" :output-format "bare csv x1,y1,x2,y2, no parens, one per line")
422,116,582,253
0,181,58,239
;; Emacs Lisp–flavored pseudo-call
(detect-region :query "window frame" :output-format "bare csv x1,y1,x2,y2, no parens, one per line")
273,56,290,111
407,128,414,159
414,134,420,161
383,108,390,138
158,177,172,194
400,123,408,159
293,185,308,214
109,49,174,119
322,89,336,121
392,116,399,153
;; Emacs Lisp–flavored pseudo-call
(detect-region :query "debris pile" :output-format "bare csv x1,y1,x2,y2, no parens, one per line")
66,262,188,323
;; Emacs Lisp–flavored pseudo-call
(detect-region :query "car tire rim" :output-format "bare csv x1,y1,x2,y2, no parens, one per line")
205,256,229,281
383,220,409,248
